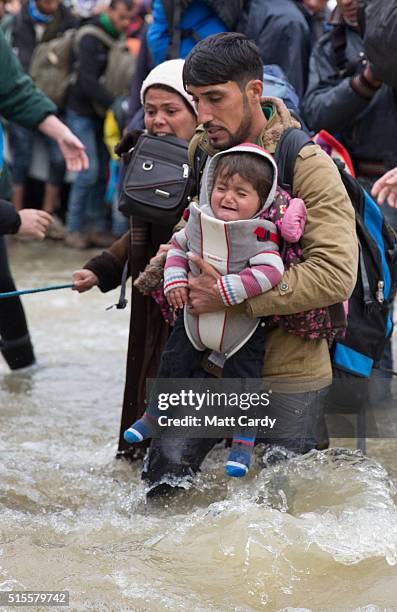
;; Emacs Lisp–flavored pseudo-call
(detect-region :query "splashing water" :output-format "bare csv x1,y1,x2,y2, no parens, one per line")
1,242,397,610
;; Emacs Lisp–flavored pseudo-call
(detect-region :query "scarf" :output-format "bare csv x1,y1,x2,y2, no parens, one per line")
28,0,54,23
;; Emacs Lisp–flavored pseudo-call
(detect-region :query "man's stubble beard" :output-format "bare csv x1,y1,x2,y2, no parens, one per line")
219,94,254,150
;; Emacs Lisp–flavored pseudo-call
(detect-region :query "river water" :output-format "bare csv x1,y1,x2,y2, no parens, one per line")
1,240,397,611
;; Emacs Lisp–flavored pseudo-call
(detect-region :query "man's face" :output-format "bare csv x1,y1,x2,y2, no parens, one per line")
36,0,60,15
337,0,358,26
187,81,256,151
107,2,134,33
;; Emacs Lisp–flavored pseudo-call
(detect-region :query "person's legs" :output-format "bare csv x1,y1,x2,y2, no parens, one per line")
261,387,330,455
8,123,34,211
142,436,220,493
124,315,204,442
0,237,35,369
65,110,99,246
84,121,110,243
43,133,65,220
222,323,266,477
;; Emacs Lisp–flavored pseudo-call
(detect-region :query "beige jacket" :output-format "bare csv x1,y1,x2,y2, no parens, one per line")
189,97,358,392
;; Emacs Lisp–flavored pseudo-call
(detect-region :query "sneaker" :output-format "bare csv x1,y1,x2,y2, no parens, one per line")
65,231,89,249
87,230,115,248
47,215,66,240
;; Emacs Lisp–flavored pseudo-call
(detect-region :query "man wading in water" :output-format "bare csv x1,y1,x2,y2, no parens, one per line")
141,33,358,495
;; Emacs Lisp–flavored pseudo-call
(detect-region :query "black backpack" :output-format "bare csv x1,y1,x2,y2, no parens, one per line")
274,128,397,405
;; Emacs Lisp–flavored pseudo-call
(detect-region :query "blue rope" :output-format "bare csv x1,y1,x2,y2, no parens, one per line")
0,283,74,299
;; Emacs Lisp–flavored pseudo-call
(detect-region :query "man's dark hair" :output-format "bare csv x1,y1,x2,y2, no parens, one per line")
183,33,263,91
109,0,133,9
214,153,273,205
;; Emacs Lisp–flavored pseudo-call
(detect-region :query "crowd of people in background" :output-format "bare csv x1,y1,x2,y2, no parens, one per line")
0,0,341,251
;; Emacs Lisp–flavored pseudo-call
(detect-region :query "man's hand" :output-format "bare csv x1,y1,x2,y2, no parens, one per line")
17,209,52,240
72,269,99,292
362,64,381,88
167,286,189,310
187,253,224,315
372,167,397,208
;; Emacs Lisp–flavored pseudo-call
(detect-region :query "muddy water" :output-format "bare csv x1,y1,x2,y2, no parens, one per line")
1,240,397,611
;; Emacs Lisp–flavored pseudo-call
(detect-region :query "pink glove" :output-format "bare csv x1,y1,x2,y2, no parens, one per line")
280,198,307,243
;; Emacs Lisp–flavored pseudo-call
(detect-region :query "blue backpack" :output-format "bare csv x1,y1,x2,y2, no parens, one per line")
274,128,397,407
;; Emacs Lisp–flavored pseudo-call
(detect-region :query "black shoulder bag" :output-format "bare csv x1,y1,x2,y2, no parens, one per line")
118,133,194,228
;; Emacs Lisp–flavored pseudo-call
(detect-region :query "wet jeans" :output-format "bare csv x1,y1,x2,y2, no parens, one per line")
142,316,329,486
65,109,109,233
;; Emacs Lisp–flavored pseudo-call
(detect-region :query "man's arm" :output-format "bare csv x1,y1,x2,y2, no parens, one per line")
0,30,88,172
0,200,52,238
0,199,20,234
302,38,377,133
0,29,56,128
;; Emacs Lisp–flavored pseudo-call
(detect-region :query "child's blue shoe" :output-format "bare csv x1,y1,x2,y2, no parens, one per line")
226,450,251,478
123,414,156,443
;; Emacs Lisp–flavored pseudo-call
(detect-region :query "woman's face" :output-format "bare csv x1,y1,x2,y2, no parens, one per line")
144,87,197,142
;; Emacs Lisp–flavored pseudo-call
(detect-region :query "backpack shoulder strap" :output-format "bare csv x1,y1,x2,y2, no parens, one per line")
74,25,116,51
188,130,209,194
273,127,313,193
167,0,182,60
41,9,62,43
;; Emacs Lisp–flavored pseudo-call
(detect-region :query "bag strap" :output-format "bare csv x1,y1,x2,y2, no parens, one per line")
273,127,313,193
193,146,208,194
41,9,62,43
106,258,129,310
167,0,183,60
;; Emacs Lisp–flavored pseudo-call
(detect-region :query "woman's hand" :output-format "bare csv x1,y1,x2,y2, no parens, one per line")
72,269,99,292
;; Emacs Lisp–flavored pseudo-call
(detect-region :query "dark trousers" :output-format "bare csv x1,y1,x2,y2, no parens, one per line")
142,316,329,486
0,237,34,368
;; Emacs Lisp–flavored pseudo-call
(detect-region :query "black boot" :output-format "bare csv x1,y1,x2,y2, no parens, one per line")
0,333,35,370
